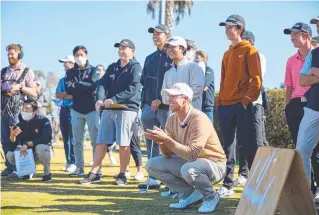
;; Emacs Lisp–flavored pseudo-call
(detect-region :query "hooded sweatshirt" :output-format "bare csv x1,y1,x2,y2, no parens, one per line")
217,41,262,107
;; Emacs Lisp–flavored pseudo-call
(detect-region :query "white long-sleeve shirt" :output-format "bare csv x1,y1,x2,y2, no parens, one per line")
253,52,266,105
161,57,205,110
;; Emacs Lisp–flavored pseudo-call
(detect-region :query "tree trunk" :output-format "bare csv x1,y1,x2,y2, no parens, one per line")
165,0,174,30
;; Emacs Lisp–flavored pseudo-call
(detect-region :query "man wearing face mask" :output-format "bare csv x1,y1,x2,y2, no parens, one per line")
79,39,142,185
6,99,53,182
1,44,37,177
162,36,205,111
139,24,172,189
64,46,100,177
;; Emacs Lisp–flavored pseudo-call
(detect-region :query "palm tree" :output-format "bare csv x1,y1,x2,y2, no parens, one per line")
147,0,193,29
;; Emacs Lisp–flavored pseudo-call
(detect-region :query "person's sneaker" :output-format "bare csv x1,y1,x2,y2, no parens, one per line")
42,174,52,182
22,174,33,180
66,164,77,173
62,164,69,171
133,172,144,181
79,172,101,184
113,173,127,185
233,175,247,187
138,178,161,189
161,187,171,197
1,168,13,177
113,171,130,179
198,192,220,213
108,153,117,165
217,186,235,197
97,170,103,177
7,171,19,179
69,167,85,177
170,189,202,209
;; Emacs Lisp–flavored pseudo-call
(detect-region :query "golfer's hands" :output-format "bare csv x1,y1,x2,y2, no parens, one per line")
151,99,161,110
103,99,114,108
20,144,28,157
10,126,22,138
144,126,168,144
95,100,103,112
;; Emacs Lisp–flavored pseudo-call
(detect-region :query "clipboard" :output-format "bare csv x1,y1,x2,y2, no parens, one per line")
105,104,128,109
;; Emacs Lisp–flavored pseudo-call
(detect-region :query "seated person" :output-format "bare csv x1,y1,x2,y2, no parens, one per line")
6,99,53,182
145,83,226,213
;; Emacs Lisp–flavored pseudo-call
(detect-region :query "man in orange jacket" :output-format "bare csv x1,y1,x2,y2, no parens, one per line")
216,14,262,197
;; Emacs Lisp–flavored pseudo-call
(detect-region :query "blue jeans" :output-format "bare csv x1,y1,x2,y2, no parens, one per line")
1,112,19,171
296,107,319,185
60,107,75,165
238,104,263,178
218,103,258,189
204,110,214,124
141,104,169,159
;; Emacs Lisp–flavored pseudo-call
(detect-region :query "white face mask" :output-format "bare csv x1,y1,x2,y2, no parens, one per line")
75,56,87,66
21,112,34,121
185,50,196,62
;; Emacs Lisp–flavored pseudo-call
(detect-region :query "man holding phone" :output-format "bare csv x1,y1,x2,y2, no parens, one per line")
145,83,226,213
6,99,53,182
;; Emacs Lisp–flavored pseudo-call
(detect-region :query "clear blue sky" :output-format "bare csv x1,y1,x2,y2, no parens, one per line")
1,1,318,90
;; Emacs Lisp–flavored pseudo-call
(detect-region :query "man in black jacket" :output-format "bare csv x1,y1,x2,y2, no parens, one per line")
195,50,215,123
6,99,53,181
65,46,100,177
79,39,142,186
139,24,172,189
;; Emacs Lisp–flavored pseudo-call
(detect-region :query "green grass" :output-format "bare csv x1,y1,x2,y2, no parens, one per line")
1,146,242,215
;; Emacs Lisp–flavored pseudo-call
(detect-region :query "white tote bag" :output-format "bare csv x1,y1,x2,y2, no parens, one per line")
14,149,36,177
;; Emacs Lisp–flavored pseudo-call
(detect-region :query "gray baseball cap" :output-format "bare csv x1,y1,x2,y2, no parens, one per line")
243,31,255,43
284,22,312,36
219,15,245,28
148,24,171,35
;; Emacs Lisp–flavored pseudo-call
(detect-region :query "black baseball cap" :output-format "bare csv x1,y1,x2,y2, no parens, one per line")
114,39,135,49
310,16,319,24
148,24,171,35
284,22,312,36
219,15,245,28
312,36,319,43
243,31,255,43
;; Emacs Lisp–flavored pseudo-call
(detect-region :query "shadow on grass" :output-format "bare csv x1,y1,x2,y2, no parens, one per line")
1,198,239,215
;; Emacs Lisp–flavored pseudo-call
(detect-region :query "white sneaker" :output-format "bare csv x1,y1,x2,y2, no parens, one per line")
217,186,235,197
108,153,117,165
198,193,220,213
170,189,203,209
62,164,69,171
134,172,144,181
113,171,131,179
66,164,77,173
234,175,247,187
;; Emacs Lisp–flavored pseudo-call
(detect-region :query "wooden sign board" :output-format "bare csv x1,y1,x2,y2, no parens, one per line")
235,147,316,215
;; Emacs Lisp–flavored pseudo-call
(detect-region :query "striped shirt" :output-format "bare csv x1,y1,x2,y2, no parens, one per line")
284,51,310,99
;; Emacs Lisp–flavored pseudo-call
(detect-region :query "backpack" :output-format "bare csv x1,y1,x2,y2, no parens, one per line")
1,67,30,116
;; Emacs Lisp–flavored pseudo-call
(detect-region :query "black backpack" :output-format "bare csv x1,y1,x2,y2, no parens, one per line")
1,67,30,116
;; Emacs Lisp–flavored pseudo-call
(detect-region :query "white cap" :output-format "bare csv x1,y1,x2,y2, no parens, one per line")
161,83,193,101
167,36,187,49
59,55,75,63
